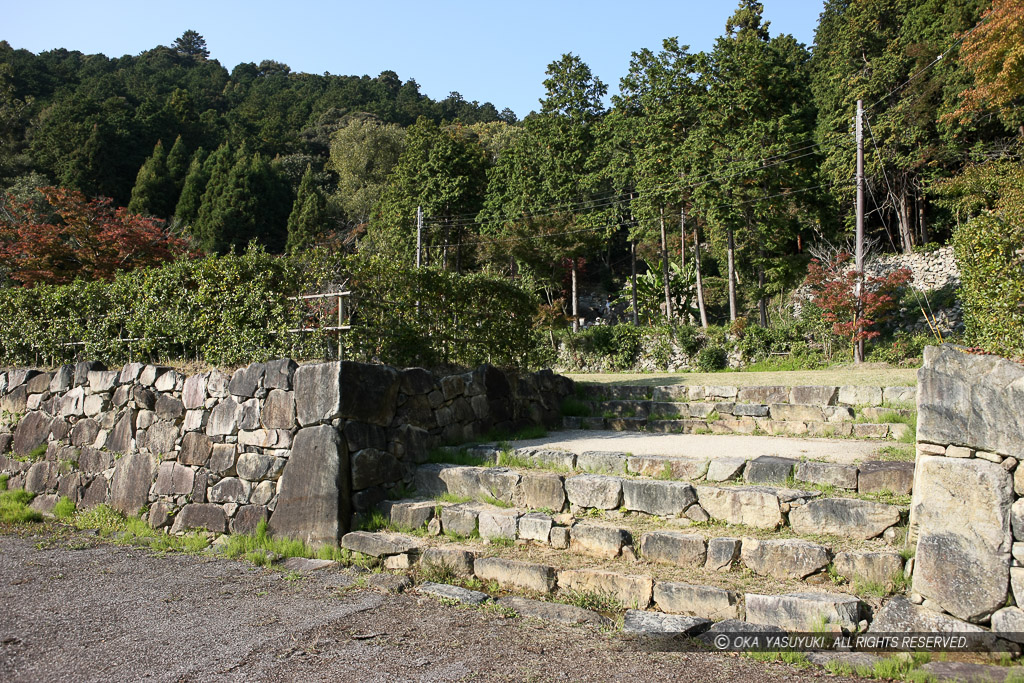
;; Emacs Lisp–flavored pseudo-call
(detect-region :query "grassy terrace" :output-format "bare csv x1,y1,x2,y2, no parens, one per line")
567,363,918,388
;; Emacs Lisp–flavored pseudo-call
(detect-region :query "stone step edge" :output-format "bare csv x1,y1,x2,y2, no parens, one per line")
579,399,913,424
413,462,909,540
576,383,915,408
343,530,878,633
442,445,915,497
562,415,910,440
378,499,910,591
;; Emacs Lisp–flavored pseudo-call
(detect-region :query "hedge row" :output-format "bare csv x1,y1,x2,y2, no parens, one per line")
0,248,543,370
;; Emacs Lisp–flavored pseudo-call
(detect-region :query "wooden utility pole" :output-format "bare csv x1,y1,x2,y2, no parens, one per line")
631,241,639,326
571,260,579,333
660,208,672,321
693,226,709,328
855,99,865,364
416,206,423,268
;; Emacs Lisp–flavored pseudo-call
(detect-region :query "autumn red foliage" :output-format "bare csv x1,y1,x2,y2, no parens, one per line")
805,252,912,347
0,187,191,286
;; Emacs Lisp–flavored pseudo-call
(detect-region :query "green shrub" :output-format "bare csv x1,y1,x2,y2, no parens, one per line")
53,496,77,521
674,324,704,356
867,332,932,366
0,488,41,524
695,346,728,372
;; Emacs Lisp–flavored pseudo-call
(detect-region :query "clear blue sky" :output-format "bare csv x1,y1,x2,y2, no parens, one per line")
4,0,825,119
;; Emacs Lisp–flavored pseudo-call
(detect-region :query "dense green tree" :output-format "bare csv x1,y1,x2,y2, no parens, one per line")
328,115,406,227
174,146,210,226
172,31,210,60
127,139,177,217
165,135,190,193
286,165,328,253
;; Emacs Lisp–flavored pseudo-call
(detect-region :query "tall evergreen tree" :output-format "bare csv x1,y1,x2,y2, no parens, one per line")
286,165,328,253
165,135,190,195
174,146,210,226
127,139,176,217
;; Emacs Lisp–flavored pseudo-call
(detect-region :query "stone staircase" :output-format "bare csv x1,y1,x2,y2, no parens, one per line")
336,437,919,641
563,383,916,440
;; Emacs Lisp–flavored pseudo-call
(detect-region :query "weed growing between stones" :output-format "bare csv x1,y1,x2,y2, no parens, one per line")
435,493,474,505
73,504,210,553
0,473,8,490
53,496,76,521
0,488,41,524
427,449,489,467
560,398,593,418
11,443,48,463
874,445,916,462
487,537,515,548
556,589,623,615
355,511,390,532
744,650,811,668
219,519,351,567
480,495,513,509
418,561,457,584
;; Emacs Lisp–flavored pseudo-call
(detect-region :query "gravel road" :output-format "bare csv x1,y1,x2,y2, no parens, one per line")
0,530,852,682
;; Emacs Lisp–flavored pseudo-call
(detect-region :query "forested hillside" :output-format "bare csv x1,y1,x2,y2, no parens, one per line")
0,0,1021,363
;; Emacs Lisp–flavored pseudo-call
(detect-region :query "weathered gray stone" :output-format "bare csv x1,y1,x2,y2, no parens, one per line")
790,386,838,405
12,411,53,456
795,461,859,490
269,425,349,546
695,486,782,529
419,582,490,605
705,537,741,571
789,498,901,540
108,452,157,515
209,477,251,504
882,386,916,405
514,472,566,512
148,501,173,529
181,409,207,433
478,468,520,504
570,522,631,558
549,526,570,549
350,448,401,491
263,358,297,390
498,596,611,627
230,505,268,535
59,387,86,418
833,551,904,588
49,366,74,393
746,592,860,631
170,503,227,534
518,513,553,543
421,547,475,577
153,462,194,496
154,395,184,422
868,596,985,634
838,385,883,406
576,451,627,475
474,557,556,594
294,362,342,426
341,531,420,558
235,452,275,482
478,508,519,540
207,443,236,476
640,532,706,567
769,404,823,422
743,456,798,484
741,538,831,580
858,461,915,495
250,480,275,506
207,397,242,436
260,389,295,430
623,610,711,635
383,500,435,531
911,455,1012,622
558,569,652,608
179,432,213,467
24,461,58,493
655,581,741,621
736,385,788,404
565,474,622,509
146,421,179,456
238,398,261,431
991,607,1024,644
181,373,207,410
339,361,400,427
627,456,710,481
919,662,1014,683
237,429,291,449
440,504,479,536
621,479,696,516
137,365,168,387
87,370,118,393
153,370,180,393
228,363,265,398
733,403,770,418
706,456,747,482
83,394,108,417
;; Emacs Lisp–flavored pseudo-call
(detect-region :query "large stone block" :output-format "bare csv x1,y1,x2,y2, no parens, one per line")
339,361,400,427
741,538,831,580
570,523,631,558
421,547,475,577
517,513,553,543
640,531,706,567
789,498,901,540
654,581,741,621
695,486,782,529
264,358,298,390
868,596,985,634
179,432,213,467
795,461,859,490
341,531,420,558
705,537,742,571
515,472,566,511
789,386,838,405
769,404,823,422
350,448,402,490
207,398,242,436
833,551,904,588
12,411,53,456
170,503,227,534
557,569,652,609
565,474,622,510
478,508,520,540
623,610,711,635
209,477,250,504
738,385,789,404
621,479,696,516
440,504,480,536
181,373,208,410
858,461,915,495
228,363,265,399
706,456,747,482
743,456,798,484
911,455,1012,622
153,462,194,496
576,451,628,475
108,452,157,516
107,410,135,453
838,385,883,406
745,592,860,631
146,421,179,457
269,425,349,545
236,452,276,482
498,596,611,627
474,557,556,594
294,362,343,426
261,389,295,430
627,455,710,480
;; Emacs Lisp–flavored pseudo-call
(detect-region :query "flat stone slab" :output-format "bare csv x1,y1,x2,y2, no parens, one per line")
858,461,915,495
654,581,741,621
418,582,490,605
741,538,831,580
622,610,711,635
558,569,653,609
570,523,631,558
498,596,612,627
795,461,859,490
868,596,985,634
706,456,747,482
621,479,696,516
474,557,557,594
564,474,622,509
920,662,1014,683
278,557,337,573
789,497,901,540
695,486,782,529
340,532,421,558
640,532,706,567
806,652,883,671
745,592,861,631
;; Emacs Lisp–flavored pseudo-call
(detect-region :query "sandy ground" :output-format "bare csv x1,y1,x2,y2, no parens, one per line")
508,430,891,466
0,531,854,682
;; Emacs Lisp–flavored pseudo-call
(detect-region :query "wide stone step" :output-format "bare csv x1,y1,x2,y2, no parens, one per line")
577,383,915,407
411,462,909,539
562,415,910,440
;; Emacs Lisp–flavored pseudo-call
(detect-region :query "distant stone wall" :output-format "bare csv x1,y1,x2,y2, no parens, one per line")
865,245,958,293
911,345,1023,631
0,360,572,545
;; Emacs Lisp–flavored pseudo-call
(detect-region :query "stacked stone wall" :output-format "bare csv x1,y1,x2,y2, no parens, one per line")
0,360,572,545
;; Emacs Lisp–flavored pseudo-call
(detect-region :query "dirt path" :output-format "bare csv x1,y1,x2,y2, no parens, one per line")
0,530,851,682
508,430,892,466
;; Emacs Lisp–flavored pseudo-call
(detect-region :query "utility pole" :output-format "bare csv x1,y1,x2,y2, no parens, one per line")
660,208,672,322
855,99,865,364
416,206,423,268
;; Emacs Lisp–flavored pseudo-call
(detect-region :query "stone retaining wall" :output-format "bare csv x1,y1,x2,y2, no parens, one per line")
912,345,1024,632
0,360,572,545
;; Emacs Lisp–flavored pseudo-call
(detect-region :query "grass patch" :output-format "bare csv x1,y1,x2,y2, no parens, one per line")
487,536,515,547
436,492,473,505
220,519,350,567
419,561,458,584
427,448,490,467
480,495,513,509
355,510,390,532
557,589,623,613
0,488,42,524
53,496,76,521
495,450,533,469
744,650,811,667
874,444,915,462
10,443,48,463
560,397,593,418
73,504,210,553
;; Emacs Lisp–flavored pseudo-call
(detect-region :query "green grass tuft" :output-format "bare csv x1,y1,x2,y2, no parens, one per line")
427,449,489,467
560,397,593,418
0,473,9,491
53,496,77,521
0,488,41,524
